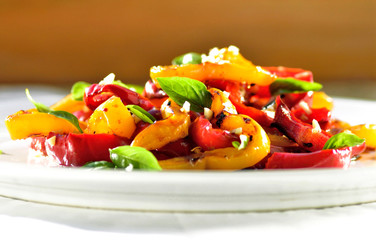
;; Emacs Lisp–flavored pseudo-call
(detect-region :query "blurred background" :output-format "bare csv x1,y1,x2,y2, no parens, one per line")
0,0,375,98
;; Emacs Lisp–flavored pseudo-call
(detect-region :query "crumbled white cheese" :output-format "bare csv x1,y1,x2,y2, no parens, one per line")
100,73,116,84
238,134,249,150
181,101,191,113
312,119,321,133
299,101,312,115
264,110,275,118
204,107,213,120
223,91,230,98
231,127,243,135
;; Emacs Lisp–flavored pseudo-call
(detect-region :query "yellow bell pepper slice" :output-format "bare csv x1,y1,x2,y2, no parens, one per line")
312,91,333,110
158,155,206,170
202,114,270,170
347,124,376,149
209,88,237,116
131,99,191,150
5,110,84,140
150,46,275,86
85,96,136,138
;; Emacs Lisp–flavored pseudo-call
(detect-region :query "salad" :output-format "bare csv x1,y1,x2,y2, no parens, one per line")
4,46,376,170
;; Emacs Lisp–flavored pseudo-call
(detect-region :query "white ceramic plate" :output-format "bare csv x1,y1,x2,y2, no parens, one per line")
1,95,376,213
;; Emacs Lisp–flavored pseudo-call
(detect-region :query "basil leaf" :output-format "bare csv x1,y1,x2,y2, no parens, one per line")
25,89,83,133
126,105,156,124
157,77,212,112
172,52,202,65
25,88,51,113
269,78,322,96
110,146,162,170
82,161,115,169
323,132,365,150
49,111,83,133
71,81,91,101
232,141,240,149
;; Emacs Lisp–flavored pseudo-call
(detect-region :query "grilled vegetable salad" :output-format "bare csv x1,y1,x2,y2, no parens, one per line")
5,46,376,170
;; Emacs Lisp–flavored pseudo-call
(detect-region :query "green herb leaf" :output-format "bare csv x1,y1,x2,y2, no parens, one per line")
172,52,202,65
82,161,116,169
49,111,83,133
110,146,162,170
323,132,365,150
269,78,322,96
25,88,51,113
25,89,83,133
126,105,156,124
157,77,212,112
232,135,249,150
232,141,240,149
71,81,91,101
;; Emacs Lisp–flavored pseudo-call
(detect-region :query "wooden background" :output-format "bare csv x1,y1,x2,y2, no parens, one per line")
0,0,375,85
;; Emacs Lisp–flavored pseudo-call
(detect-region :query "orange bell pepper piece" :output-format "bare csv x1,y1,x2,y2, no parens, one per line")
150,46,275,86
131,99,191,150
85,96,136,138
5,110,85,140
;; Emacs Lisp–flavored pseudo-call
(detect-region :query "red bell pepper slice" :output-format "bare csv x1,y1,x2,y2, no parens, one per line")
84,84,154,111
264,66,314,109
272,101,331,152
265,142,366,169
292,107,332,129
262,66,313,82
152,138,195,160
30,133,130,166
205,79,274,127
189,116,239,151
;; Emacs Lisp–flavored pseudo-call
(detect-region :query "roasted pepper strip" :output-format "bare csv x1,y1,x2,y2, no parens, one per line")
30,133,131,166
84,84,154,111
5,110,85,140
272,101,331,152
200,114,270,170
151,46,275,86
265,142,366,169
131,100,191,150
190,116,239,151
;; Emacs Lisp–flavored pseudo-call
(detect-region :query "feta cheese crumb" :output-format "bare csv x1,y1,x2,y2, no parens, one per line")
101,73,116,84
231,127,243,135
181,101,191,113
299,101,312,115
312,119,321,133
204,107,213,120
